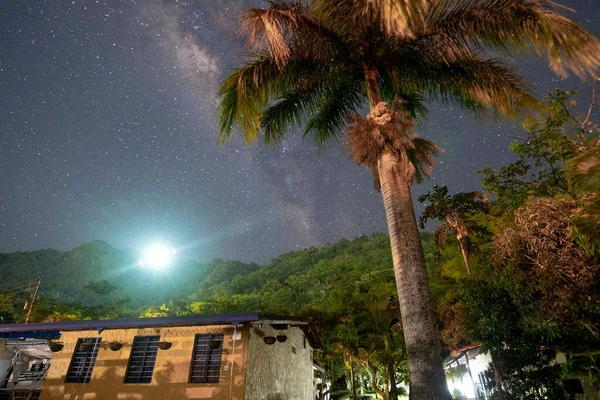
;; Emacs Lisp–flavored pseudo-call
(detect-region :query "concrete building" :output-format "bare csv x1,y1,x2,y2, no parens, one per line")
0,313,320,400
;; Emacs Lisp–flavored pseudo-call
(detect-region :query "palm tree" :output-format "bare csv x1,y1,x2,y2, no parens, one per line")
355,294,407,400
217,1,600,398
418,185,488,275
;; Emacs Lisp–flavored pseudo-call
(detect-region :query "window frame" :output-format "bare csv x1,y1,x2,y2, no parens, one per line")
188,333,224,384
64,337,102,384
124,335,160,384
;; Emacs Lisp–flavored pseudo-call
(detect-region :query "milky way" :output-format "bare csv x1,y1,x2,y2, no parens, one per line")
1,0,599,263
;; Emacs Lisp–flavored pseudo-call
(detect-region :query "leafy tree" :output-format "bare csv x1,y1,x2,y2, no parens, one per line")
354,293,407,400
479,90,587,211
460,277,570,400
217,1,600,397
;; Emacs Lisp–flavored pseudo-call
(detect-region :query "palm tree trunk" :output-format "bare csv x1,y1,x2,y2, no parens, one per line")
388,362,399,400
364,67,448,399
350,354,358,400
457,238,471,275
377,152,450,400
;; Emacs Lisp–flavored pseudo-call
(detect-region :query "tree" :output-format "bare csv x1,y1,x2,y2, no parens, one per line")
0,294,14,324
217,1,600,397
418,185,488,275
83,279,121,296
354,293,407,400
480,90,581,210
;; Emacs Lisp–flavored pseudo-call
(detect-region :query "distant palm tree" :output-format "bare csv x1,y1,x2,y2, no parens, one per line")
217,1,600,398
418,185,488,275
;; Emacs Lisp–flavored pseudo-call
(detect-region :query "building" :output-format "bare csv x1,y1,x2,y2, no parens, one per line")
443,345,594,400
443,344,491,400
0,313,320,400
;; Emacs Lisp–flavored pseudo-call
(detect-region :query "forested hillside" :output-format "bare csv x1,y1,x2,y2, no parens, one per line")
0,240,258,307
0,233,427,316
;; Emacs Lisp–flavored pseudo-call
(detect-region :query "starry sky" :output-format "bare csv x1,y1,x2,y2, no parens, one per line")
1,0,599,264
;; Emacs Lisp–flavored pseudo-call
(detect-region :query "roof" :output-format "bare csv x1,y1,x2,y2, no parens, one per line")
0,313,260,338
443,343,483,367
0,313,321,348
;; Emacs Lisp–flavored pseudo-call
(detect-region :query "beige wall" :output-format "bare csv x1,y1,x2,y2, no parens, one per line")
245,324,314,400
40,324,249,400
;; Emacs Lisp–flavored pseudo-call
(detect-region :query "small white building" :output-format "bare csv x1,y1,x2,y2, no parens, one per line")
444,344,491,400
443,345,595,400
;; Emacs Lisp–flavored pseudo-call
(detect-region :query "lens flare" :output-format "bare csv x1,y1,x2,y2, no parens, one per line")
138,243,176,270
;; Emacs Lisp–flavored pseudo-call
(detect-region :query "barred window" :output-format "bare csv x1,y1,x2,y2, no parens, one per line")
65,338,102,383
124,336,159,384
189,333,223,383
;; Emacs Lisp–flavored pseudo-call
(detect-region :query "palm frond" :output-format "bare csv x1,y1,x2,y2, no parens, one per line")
303,79,367,147
380,74,429,119
388,53,537,117
262,71,364,145
218,54,282,143
406,137,441,182
368,0,432,35
314,0,431,37
218,48,364,146
240,0,348,68
435,57,537,117
567,150,600,192
427,0,600,78
240,0,305,67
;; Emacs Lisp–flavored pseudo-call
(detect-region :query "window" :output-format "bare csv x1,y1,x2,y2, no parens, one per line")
65,338,101,383
302,334,307,350
124,336,159,384
189,333,223,383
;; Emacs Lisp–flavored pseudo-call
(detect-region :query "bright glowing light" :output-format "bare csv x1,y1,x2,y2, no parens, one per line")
138,243,177,270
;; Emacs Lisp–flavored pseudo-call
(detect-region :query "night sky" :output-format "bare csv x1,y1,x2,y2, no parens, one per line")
1,0,599,264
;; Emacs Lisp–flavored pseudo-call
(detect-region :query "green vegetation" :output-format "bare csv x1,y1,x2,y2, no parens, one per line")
2,82,600,398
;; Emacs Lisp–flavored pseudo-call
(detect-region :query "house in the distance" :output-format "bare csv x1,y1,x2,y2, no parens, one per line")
0,313,320,400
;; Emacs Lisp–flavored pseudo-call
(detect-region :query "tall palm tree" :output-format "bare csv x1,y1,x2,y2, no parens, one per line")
217,1,600,398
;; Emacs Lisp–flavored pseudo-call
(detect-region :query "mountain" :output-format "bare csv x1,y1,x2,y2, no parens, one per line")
0,240,260,307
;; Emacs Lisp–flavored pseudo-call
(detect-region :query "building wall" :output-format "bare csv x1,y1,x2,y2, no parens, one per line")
39,324,249,400
245,324,314,400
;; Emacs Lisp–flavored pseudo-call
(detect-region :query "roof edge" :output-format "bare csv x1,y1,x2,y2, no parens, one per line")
0,313,260,333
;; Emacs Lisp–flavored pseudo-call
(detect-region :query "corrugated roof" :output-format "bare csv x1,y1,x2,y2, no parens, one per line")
0,313,260,334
